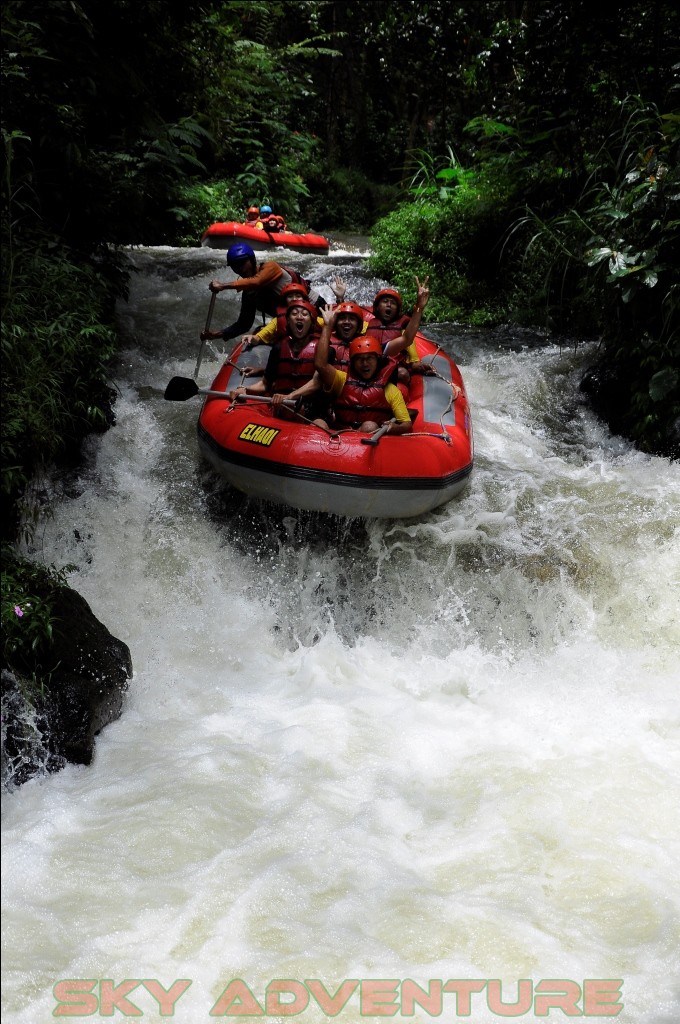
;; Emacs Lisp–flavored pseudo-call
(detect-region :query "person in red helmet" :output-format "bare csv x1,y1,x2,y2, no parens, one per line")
240,276,348,350
240,282,310,354
263,213,287,233
229,300,325,418
366,288,411,346
312,308,414,436
325,277,431,394
323,300,367,371
368,278,434,385
245,206,260,224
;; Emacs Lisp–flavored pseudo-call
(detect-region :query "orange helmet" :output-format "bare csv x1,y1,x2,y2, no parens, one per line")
349,336,382,359
279,282,309,300
247,206,259,215
334,302,365,324
373,288,402,314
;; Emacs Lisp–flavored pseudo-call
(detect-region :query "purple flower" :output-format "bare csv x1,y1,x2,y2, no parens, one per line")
14,606,24,617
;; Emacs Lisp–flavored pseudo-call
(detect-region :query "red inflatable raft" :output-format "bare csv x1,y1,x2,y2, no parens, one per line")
201,221,330,255
166,320,473,519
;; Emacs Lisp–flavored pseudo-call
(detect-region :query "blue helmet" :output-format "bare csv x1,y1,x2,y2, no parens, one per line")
227,243,255,267
260,205,273,215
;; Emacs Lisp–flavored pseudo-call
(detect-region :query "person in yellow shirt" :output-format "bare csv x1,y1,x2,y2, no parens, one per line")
312,307,413,435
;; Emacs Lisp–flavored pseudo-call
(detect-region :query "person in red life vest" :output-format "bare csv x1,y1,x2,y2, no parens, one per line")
263,213,287,233
236,282,314,381
240,276,348,350
328,301,367,372
259,205,286,232
330,278,431,397
366,288,411,346
313,307,413,436
367,279,435,386
245,205,260,224
200,243,323,346
229,300,325,419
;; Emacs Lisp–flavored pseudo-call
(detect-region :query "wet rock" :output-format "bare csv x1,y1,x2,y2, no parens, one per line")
1,587,132,787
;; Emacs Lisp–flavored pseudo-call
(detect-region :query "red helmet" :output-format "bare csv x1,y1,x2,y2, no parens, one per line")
334,302,365,324
247,206,259,215
286,300,318,319
373,288,402,314
279,281,309,300
349,336,382,359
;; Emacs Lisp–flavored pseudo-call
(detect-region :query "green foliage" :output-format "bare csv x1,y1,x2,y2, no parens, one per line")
194,2,341,217
505,97,679,455
232,127,321,220
1,0,214,247
369,159,521,324
404,146,477,203
1,547,73,682
83,116,214,245
1,243,122,542
169,179,249,245
303,166,397,232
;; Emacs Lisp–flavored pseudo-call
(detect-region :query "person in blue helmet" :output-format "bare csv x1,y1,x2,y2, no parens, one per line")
258,203,286,233
255,204,272,231
201,243,323,345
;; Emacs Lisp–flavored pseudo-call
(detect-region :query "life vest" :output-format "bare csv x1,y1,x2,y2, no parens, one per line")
256,266,313,317
272,335,319,393
275,306,289,338
330,336,351,371
333,358,399,426
364,313,411,348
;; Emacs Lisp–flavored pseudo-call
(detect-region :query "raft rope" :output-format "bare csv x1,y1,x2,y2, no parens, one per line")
416,345,462,441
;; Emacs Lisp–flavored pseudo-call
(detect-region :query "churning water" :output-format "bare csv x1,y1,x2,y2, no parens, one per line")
2,245,679,1024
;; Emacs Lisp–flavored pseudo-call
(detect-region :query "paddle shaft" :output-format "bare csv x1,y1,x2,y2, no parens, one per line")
164,375,296,407
194,290,218,379
199,389,296,407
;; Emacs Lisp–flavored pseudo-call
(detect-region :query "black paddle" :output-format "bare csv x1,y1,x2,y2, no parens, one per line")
361,419,396,445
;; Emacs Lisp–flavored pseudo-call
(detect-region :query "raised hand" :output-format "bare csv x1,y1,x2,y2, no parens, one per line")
332,276,347,301
320,305,337,327
414,275,430,311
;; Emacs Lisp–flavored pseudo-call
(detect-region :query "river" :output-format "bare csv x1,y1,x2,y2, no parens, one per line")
2,243,679,1023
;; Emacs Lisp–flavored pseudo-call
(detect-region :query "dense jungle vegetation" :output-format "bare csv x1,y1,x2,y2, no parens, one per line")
1,0,679,689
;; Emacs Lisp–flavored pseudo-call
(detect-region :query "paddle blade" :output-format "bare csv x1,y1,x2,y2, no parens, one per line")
164,376,200,401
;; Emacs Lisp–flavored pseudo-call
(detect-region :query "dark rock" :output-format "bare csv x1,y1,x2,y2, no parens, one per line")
46,586,132,765
1,587,132,787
